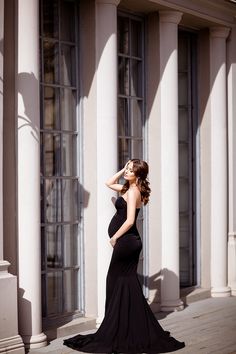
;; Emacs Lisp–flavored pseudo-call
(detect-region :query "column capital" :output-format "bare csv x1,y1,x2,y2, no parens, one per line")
210,26,230,39
96,0,120,6
159,11,183,25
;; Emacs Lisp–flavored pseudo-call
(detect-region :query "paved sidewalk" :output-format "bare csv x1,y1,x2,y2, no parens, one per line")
29,296,236,354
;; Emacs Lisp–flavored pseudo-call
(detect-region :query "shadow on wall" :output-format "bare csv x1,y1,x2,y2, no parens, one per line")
16,71,90,343
0,38,3,55
144,268,188,321
18,72,40,141
18,288,32,352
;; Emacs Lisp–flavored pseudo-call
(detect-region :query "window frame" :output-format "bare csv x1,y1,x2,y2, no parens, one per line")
39,0,84,327
117,11,149,297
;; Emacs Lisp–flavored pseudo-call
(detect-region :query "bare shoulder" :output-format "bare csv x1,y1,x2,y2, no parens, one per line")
127,186,140,200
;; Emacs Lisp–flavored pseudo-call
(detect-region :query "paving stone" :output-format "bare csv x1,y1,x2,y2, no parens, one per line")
28,297,236,354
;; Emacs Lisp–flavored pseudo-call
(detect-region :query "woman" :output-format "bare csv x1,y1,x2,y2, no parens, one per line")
64,159,185,353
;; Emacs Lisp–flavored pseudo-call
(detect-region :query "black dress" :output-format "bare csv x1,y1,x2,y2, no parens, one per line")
64,196,185,353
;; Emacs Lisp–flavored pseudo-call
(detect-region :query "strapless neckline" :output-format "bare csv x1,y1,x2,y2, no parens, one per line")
118,196,141,210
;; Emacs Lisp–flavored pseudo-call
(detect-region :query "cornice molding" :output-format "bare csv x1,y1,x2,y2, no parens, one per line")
150,0,236,27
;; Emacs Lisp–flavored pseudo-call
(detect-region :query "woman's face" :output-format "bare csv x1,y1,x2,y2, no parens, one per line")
124,162,136,182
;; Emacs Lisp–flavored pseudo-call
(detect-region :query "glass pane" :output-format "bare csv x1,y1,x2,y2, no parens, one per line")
43,40,59,84
179,178,189,212
118,16,129,55
179,215,190,247
45,179,62,222
179,143,189,178
179,108,189,142
41,176,45,222
131,140,143,159
42,0,59,38
64,270,78,312
41,227,46,270
61,89,76,131
178,72,188,106
62,179,79,222
64,225,79,267
41,274,47,317
61,0,76,42
47,272,63,315
118,98,129,137
118,138,131,170
44,133,61,176
131,99,142,138
180,248,189,285
130,59,142,97
60,45,76,86
178,36,188,72
44,87,60,130
62,134,77,176
118,57,129,95
131,20,142,57
46,225,63,268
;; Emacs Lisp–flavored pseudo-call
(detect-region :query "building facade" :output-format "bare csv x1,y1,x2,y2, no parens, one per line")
0,0,236,352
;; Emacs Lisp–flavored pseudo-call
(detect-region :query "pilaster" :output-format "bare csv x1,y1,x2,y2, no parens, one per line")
159,11,184,311
227,26,236,296
95,0,120,324
210,26,231,297
0,1,24,352
17,0,47,348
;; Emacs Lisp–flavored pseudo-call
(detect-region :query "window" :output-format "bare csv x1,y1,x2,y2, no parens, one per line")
178,30,198,287
40,0,83,325
117,14,144,167
117,13,147,291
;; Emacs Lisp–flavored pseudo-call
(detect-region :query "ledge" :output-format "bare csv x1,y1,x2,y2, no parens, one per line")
180,286,211,305
44,316,96,342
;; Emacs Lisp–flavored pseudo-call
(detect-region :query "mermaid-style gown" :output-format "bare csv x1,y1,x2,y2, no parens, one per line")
64,196,185,353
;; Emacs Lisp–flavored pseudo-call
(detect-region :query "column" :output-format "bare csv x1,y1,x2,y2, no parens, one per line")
227,27,236,296
146,12,162,312
159,11,184,311
0,0,3,262
17,0,47,348
0,1,25,353
96,0,120,323
210,27,231,297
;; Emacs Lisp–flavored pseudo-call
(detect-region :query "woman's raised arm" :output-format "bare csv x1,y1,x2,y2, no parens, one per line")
105,162,130,192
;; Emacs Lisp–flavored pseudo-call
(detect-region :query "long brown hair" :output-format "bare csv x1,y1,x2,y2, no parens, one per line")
121,159,151,205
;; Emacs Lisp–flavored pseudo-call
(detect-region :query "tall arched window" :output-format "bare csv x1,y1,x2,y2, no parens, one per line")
40,0,83,327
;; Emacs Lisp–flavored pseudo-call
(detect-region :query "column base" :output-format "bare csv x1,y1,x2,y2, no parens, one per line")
231,288,236,296
0,335,25,354
160,299,184,312
211,286,231,297
0,261,24,354
23,333,47,350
